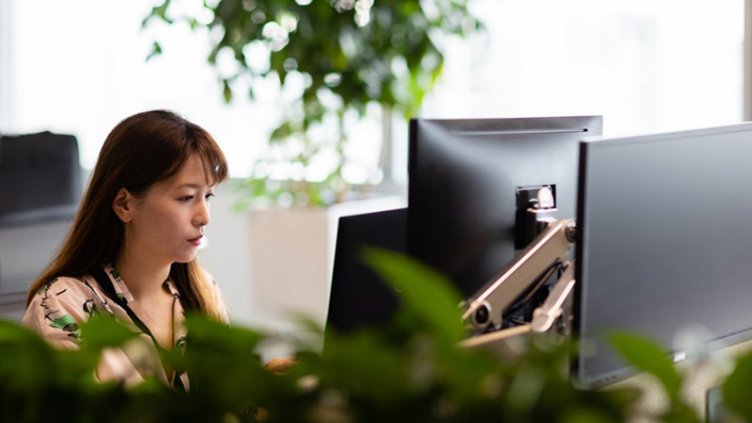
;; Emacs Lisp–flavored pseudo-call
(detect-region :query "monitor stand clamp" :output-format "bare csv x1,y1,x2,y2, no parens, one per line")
460,218,577,345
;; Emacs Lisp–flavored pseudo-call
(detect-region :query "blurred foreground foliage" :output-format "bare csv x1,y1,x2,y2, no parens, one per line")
2,250,749,422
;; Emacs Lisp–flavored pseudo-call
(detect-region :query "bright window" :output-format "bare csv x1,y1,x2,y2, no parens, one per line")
423,0,744,135
0,0,745,182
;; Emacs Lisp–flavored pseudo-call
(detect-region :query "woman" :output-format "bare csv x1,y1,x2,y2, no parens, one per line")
23,110,229,389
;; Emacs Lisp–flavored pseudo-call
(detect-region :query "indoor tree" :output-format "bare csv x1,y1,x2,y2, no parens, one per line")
143,0,482,206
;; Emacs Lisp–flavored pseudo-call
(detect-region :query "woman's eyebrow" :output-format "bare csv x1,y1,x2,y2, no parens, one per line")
175,183,216,189
175,183,202,189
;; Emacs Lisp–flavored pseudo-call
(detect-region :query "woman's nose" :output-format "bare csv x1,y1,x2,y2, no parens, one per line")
193,200,210,228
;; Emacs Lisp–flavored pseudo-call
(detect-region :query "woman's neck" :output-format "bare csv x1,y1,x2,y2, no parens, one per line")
114,250,171,301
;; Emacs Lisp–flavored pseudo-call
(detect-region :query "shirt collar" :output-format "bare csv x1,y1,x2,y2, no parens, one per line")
103,263,181,303
164,279,180,297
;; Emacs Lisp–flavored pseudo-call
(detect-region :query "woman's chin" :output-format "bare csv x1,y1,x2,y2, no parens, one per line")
174,251,199,264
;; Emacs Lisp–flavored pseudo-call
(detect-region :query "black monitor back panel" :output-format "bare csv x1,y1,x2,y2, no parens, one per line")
575,123,752,387
326,208,407,337
408,116,602,298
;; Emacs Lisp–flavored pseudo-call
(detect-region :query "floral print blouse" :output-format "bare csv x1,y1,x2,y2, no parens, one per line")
23,264,228,388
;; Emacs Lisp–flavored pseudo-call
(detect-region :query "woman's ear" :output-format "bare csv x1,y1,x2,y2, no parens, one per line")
113,188,134,223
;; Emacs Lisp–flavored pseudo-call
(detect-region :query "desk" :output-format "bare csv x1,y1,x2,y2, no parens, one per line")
0,216,73,320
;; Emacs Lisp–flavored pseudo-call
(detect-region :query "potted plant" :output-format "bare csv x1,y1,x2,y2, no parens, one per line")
142,0,483,330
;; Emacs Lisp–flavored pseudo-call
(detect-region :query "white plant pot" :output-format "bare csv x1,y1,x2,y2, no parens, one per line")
248,195,406,332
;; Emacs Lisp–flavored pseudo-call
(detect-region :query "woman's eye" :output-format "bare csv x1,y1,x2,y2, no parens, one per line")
179,195,194,202
205,193,215,201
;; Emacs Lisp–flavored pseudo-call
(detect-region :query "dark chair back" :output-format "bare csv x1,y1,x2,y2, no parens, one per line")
0,131,82,223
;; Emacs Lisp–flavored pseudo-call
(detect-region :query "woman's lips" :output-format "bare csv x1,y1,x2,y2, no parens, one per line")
188,235,203,246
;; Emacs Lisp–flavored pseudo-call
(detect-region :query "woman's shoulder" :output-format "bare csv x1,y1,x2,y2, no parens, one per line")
25,275,102,318
23,275,101,346
31,275,98,300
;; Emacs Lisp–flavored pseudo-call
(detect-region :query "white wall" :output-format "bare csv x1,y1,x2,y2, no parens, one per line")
196,181,256,326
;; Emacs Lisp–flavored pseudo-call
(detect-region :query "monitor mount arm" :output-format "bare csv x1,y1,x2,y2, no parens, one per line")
460,218,577,334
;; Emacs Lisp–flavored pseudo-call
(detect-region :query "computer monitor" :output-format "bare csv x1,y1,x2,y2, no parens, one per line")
325,208,407,337
407,116,603,300
574,123,752,387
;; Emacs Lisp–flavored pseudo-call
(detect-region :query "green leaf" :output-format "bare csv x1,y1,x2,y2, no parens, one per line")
0,320,58,389
179,315,291,413
221,78,233,103
145,41,163,62
722,350,752,420
80,314,139,351
185,314,265,353
141,0,174,28
609,332,682,398
561,407,618,423
312,331,411,406
362,248,464,344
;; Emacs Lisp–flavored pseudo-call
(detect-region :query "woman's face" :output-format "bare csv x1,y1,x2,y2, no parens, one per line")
120,154,215,265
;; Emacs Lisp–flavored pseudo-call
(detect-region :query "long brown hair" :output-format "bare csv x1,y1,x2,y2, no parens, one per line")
26,110,228,320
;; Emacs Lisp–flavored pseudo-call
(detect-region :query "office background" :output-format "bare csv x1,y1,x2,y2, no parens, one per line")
0,0,749,327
